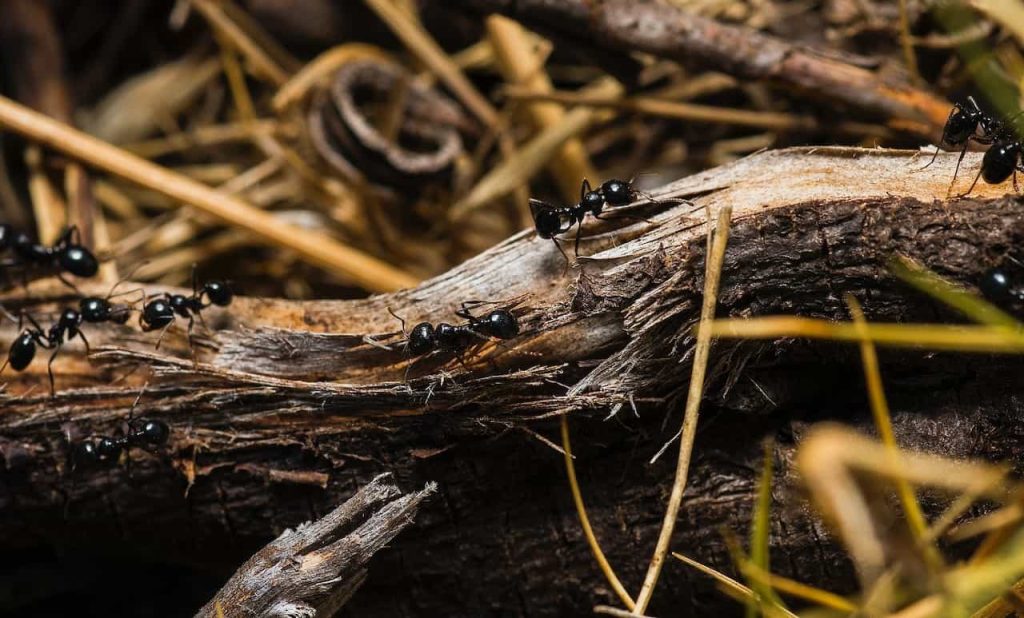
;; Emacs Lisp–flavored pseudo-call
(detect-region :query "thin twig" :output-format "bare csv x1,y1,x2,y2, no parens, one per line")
560,414,636,610
486,16,596,204
633,205,732,612
362,0,498,125
0,94,419,292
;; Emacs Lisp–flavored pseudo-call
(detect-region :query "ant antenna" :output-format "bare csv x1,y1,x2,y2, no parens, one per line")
127,381,149,425
105,261,150,301
387,307,409,337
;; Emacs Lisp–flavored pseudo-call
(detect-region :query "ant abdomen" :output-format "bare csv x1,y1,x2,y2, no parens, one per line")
981,142,1021,185
475,309,519,339
7,332,38,371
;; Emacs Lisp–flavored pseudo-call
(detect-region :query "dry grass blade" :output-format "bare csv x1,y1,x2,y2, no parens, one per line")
502,88,829,132
797,424,1008,589
190,0,290,85
846,296,931,547
969,0,1024,49
271,43,393,112
671,553,758,605
739,561,858,613
450,78,623,220
747,441,786,617
485,16,596,203
709,318,1024,353
361,0,498,125
633,205,732,613
0,94,419,291
889,256,1021,329
560,415,636,610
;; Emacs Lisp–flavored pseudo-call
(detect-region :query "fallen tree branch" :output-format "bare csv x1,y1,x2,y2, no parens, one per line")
196,473,434,618
1,147,1023,615
451,0,950,138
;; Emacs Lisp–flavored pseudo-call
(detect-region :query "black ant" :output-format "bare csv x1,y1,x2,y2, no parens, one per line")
980,265,1024,308
0,276,142,395
961,123,1024,197
72,386,170,469
923,97,1003,194
139,269,233,351
389,302,519,366
1,225,99,289
0,308,89,397
530,178,654,262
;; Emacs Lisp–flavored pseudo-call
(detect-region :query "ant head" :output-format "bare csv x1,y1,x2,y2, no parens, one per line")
600,179,634,206
140,298,175,331
530,200,565,239
484,309,519,339
140,420,170,446
79,297,111,323
581,190,604,215
58,245,99,278
408,322,435,355
203,281,233,307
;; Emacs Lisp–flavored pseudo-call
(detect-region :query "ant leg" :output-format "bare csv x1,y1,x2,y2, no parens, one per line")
387,307,409,337
154,321,174,350
186,315,197,364
960,166,984,198
46,346,60,397
945,143,972,196
551,238,570,272
77,331,91,356
56,272,83,295
573,225,583,257
455,301,486,321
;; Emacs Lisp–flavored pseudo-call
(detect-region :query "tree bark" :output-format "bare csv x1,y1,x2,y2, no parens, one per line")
196,473,434,618
1,147,1023,616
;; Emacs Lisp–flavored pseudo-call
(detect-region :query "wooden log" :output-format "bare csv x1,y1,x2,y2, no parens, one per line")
1,147,1022,616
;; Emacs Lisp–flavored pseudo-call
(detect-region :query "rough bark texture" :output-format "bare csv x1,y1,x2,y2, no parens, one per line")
1,147,1023,616
196,474,434,618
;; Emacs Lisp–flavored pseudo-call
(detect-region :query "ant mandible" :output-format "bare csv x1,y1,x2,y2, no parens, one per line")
72,386,170,469
530,178,647,262
2,225,99,289
923,97,1003,195
139,267,233,351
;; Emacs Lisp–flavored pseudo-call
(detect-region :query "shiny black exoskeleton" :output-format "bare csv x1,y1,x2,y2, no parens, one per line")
79,296,132,324
139,273,233,350
0,308,86,396
391,304,520,360
530,178,645,261
72,390,170,469
3,225,99,282
980,266,1024,307
924,97,1003,192
962,131,1024,197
